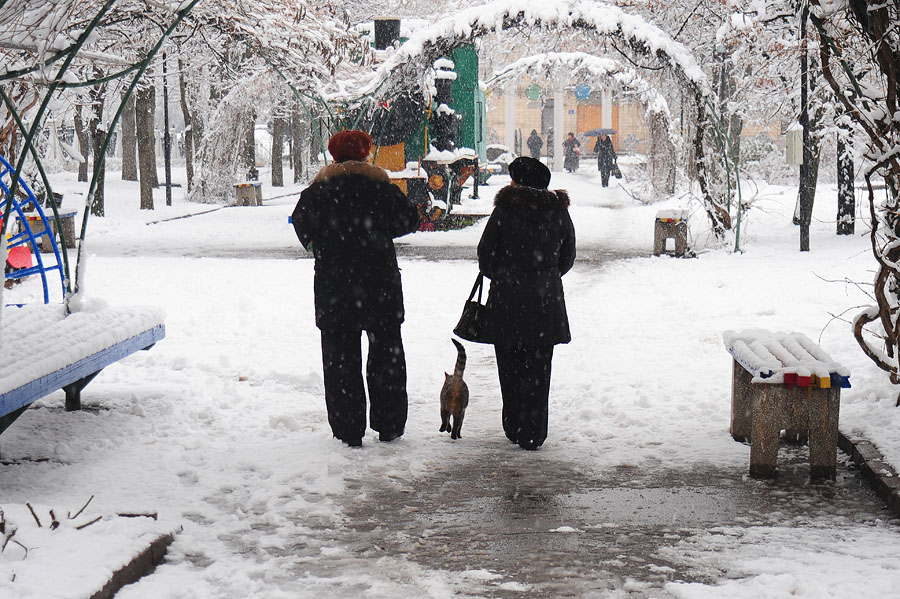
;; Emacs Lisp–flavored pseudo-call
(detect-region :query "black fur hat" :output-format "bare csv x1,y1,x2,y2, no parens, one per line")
508,156,551,189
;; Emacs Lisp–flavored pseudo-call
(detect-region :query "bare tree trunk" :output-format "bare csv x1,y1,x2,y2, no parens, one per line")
74,103,89,182
136,81,159,189
177,54,194,191
837,130,855,234
271,112,285,187
241,111,256,179
292,102,304,183
88,75,107,216
649,111,675,195
136,83,156,210
121,92,137,181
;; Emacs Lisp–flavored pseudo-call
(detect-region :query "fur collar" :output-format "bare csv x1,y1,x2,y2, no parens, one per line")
494,185,570,211
313,161,391,184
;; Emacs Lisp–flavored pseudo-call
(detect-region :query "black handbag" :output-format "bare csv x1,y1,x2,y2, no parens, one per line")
453,273,491,343
612,163,622,179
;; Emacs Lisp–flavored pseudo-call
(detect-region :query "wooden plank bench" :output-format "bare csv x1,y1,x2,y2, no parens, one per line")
723,329,850,480
0,304,165,436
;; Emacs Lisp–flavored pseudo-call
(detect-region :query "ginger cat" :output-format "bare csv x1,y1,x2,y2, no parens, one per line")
440,339,469,440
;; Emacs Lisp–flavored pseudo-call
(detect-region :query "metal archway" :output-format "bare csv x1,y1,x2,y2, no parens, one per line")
339,0,736,242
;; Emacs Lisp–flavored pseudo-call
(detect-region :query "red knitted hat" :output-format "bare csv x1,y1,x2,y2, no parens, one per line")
328,130,372,163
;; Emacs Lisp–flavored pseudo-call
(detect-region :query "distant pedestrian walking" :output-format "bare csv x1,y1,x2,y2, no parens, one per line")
526,129,543,159
292,130,420,447
594,134,617,187
477,156,576,450
562,132,581,173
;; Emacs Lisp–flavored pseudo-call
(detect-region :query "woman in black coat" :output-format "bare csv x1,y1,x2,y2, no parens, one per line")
562,132,581,173
593,134,617,187
477,156,576,450
526,129,543,159
292,130,420,447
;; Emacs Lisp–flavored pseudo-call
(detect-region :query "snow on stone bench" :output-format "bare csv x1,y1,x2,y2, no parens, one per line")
0,304,165,434
722,329,850,480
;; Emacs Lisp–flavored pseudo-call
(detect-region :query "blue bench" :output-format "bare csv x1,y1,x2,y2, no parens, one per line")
0,305,165,435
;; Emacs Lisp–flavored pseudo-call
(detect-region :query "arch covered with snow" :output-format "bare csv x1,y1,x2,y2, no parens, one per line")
486,51,677,195
487,51,672,119
352,0,729,237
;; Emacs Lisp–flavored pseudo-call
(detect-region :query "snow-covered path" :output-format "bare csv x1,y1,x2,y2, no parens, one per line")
3,166,900,597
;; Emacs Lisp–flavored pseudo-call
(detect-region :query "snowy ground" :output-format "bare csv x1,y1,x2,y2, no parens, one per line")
3,158,900,597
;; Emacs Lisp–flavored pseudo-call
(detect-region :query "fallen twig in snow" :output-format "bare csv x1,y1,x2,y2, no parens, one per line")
75,516,102,530
25,503,41,528
69,495,94,520
117,512,158,520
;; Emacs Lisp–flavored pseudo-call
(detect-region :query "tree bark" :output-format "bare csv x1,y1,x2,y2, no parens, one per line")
837,132,855,234
241,111,256,179
135,83,157,210
271,112,285,187
292,102,304,183
177,54,194,191
73,103,89,183
121,92,137,181
136,81,159,189
88,75,107,216
648,111,675,195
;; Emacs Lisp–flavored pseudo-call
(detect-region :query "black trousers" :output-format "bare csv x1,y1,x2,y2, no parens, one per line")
320,325,408,442
599,165,611,187
495,344,554,449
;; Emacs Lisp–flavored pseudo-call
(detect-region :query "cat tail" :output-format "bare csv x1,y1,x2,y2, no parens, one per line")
451,338,466,377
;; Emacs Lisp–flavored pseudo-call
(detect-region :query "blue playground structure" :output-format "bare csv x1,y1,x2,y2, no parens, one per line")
0,155,165,437
2,153,68,305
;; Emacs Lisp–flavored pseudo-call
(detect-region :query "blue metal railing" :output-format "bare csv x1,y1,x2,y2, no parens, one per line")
1,154,66,304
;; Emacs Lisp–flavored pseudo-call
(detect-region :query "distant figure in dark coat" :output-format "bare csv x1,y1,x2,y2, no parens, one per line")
562,132,581,173
593,134,617,187
292,130,420,447
477,156,576,450
526,129,543,159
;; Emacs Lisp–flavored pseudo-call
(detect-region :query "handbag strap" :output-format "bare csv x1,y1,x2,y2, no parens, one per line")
467,273,484,303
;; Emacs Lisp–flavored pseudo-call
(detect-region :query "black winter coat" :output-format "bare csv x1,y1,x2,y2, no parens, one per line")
594,137,616,169
292,161,420,331
477,184,576,347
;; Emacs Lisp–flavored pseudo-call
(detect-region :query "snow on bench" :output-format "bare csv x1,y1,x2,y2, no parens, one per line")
723,329,850,480
0,304,165,434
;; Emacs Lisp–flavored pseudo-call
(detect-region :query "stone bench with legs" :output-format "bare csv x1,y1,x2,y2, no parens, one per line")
723,329,850,480
653,209,688,257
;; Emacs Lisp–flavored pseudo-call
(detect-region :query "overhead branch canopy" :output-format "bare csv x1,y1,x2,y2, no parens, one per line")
0,0,367,90
333,0,711,103
487,51,672,117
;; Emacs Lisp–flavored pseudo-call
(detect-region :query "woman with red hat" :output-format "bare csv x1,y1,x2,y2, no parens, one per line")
292,130,420,447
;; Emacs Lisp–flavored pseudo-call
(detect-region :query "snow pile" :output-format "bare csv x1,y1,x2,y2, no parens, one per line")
723,329,851,383
0,304,165,396
0,501,178,599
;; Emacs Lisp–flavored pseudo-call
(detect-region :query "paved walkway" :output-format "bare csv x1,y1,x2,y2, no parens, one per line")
285,441,893,598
